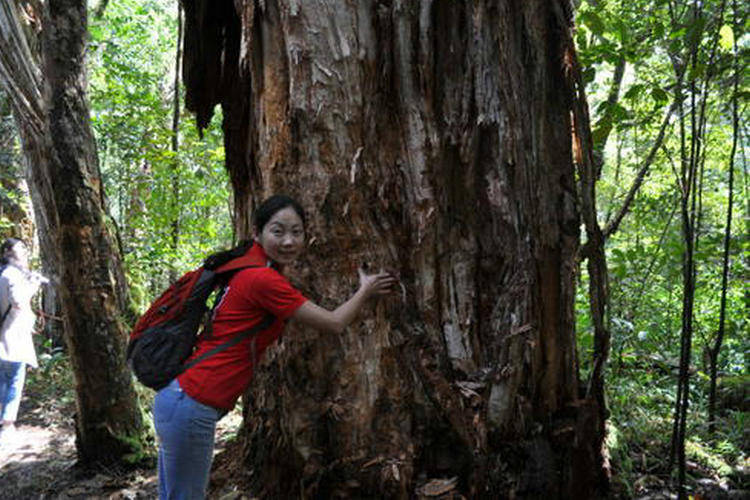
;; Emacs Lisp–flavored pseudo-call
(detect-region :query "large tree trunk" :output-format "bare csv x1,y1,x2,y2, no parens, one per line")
183,0,606,497
0,0,148,466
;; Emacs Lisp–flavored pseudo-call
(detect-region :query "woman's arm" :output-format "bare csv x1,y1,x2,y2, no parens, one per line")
292,269,397,334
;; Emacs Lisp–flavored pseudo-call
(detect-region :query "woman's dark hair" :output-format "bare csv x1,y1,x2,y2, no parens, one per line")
203,195,305,270
253,194,306,233
204,240,253,270
1,238,23,266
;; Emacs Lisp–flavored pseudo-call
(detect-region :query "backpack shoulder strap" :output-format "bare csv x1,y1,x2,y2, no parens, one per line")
180,313,276,374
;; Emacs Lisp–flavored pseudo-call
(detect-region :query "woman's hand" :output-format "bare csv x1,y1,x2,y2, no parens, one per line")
357,268,398,299
293,268,400,334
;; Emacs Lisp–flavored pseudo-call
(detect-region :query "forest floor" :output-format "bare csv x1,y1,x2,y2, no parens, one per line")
0,384,246,499
0,376,746,499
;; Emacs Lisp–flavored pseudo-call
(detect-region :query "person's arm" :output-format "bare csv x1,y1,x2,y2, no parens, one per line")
292,269,397,334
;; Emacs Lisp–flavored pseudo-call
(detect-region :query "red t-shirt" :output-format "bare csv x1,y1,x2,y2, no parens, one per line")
177,244,307,410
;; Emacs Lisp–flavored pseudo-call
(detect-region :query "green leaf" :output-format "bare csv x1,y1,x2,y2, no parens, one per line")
719,25,734,51
582,11,607,37
688,62,706,81
592,115,611,145
89,24,104,42
583,67,596,85
624,84,646,100
650,87,669,104
669,27,686,40
685,17,706,48
616,19,630,45
610,102,629,120
653,22,665,40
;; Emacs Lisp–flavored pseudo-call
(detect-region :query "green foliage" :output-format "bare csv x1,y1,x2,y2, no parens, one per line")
575,0,748,494
0,89,27,236
605,361,747,494
87,0,233,310
112,419,157,466
27,348,75,403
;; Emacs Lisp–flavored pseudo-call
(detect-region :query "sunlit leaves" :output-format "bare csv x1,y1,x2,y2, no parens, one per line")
580,11,607,37
575,0,747,492
718,25,734,51
87,0,232,305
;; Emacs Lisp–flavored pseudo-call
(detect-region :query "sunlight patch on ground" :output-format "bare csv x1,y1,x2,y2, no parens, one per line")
0,423,75,467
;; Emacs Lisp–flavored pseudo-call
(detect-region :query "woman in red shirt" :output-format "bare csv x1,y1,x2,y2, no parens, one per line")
153,195,396,499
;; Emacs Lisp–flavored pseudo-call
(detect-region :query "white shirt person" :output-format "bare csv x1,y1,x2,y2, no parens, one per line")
0,238,48,441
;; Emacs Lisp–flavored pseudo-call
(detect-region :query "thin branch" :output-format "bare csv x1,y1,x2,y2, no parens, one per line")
602,96,680,238
709,0,739,435
629,200,679,317
591,56,626,174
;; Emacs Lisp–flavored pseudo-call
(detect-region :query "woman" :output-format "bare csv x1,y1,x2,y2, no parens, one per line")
0,238,47,444
153,195,397,499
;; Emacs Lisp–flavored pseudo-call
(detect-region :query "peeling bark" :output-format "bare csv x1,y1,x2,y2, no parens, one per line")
183,0,606,497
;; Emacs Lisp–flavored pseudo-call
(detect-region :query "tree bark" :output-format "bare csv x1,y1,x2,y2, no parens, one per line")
38,0,147,466
567,42,612,485
0,0,149,466
183,0,606,497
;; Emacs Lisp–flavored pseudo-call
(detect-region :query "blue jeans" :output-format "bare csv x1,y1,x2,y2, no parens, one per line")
153,379,221,500
0,360,26,422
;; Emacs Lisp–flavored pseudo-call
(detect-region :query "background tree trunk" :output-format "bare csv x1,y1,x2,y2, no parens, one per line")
38,0,146,465
0,0,148,466
183,0,607,497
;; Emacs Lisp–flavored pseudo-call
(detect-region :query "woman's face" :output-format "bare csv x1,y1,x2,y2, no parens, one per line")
255,207,305,265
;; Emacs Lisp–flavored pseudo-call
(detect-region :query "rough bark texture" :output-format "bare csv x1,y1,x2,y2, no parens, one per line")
39,0,146,465
568,40,612,484
183,1,606,497
1,0,148,466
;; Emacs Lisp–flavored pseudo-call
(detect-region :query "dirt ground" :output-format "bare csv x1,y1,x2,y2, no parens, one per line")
0,393,245,500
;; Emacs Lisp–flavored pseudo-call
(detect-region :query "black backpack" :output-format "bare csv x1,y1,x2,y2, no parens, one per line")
126,243,275,390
